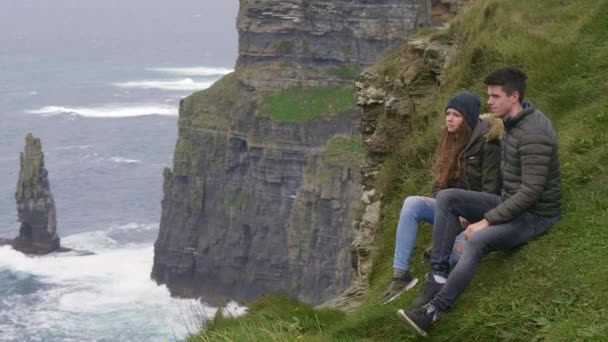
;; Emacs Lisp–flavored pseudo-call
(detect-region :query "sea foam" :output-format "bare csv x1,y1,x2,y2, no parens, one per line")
112,78,214,91
146,66,233,76
109,156,141,164
25,104,177,118
0,224,246,340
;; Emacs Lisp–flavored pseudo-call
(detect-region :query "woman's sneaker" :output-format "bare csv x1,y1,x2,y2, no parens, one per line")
381,272,418,304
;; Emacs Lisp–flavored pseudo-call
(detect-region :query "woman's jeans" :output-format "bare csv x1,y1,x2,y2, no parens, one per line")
393,196,464,271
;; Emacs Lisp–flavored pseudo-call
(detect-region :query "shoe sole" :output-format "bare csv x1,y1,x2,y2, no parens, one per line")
382,278,419,305
397,309,428,338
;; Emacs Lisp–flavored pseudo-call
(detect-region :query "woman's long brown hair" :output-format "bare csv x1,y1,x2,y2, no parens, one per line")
432,121,474,187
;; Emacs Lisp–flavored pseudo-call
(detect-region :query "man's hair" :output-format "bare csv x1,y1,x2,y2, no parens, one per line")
484,67,528,103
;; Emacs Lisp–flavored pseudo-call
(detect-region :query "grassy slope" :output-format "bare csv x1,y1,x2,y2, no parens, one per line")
190,0,608,340
259,85,357,123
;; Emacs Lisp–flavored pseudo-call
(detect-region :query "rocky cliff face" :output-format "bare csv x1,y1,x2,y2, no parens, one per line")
152,74,362,303
238,0,431,66
430,0,473,24
12,134,60,254
237,0,432,91
287,135,362,303
152,0,432,305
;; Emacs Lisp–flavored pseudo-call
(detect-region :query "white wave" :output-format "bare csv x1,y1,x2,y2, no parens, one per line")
223,302,249,318
147,66,233,77
109,222,157,232
109,156,141,164
0,226,246,340
61,230,120,251
113,78,214,91
25,104,177,118
28,91,39,96
83,153,102,162
53,145,94,151
0,244,194,338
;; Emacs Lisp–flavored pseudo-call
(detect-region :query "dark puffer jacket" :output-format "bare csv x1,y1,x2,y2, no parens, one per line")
484,105,561,224
433,114,503,196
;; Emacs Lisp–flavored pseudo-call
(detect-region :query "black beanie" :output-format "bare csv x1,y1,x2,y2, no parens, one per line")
445,92,480,129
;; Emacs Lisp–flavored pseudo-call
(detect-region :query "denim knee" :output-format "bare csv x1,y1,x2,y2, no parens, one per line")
435,188,461,206
401,196,420,217
462,235,490,259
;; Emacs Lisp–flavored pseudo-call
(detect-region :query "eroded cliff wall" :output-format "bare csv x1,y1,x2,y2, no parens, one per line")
152,0,431,305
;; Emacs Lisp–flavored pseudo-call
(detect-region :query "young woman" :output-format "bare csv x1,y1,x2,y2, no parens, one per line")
382,92,503,304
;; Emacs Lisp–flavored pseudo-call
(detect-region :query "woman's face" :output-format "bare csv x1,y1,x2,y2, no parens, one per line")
445,108,465,133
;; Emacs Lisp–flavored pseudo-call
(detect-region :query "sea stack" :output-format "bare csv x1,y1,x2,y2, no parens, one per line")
12,133,60,254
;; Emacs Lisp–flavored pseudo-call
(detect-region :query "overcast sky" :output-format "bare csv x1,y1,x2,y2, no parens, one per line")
0,0,239,64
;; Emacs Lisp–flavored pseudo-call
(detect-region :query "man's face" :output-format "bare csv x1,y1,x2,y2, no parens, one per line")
487,85,519,118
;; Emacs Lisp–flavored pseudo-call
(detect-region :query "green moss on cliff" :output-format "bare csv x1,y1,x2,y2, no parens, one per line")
224,188,248,211
277,40,295,54
258,85,357,123
327,65,363,80
312,133,364,186
180,72,251,130
342,45,353,62
320,134,363,168
301,40,312,56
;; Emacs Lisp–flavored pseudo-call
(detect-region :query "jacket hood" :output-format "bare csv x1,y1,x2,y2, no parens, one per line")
460,113,504,155
480,113,504,142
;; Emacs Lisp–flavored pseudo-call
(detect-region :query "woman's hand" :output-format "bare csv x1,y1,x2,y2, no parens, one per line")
458,216,470,229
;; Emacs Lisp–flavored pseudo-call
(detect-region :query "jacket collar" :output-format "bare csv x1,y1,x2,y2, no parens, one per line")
504,103,535,129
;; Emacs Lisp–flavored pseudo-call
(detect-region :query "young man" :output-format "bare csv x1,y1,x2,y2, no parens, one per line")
397,67,561,337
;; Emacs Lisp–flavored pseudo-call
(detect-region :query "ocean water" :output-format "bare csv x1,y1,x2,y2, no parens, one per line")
0,1,242,340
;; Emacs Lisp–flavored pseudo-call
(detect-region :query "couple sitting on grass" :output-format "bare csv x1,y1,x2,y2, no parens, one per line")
384,67,561,337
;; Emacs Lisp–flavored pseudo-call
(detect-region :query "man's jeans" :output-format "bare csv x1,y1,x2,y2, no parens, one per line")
428,189,559,312
393,196,464,271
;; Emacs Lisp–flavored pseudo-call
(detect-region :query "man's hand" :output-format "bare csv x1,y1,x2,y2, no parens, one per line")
464,219,490,240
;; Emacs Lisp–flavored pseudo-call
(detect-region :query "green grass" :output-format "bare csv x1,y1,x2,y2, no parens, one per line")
258,85,357,123
180,73,252,130
320,134,363,167
315,134,364,183
342,45,353,62
277,40,295,54
188,295,345,342
327,65,363,80
191,0,608,340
